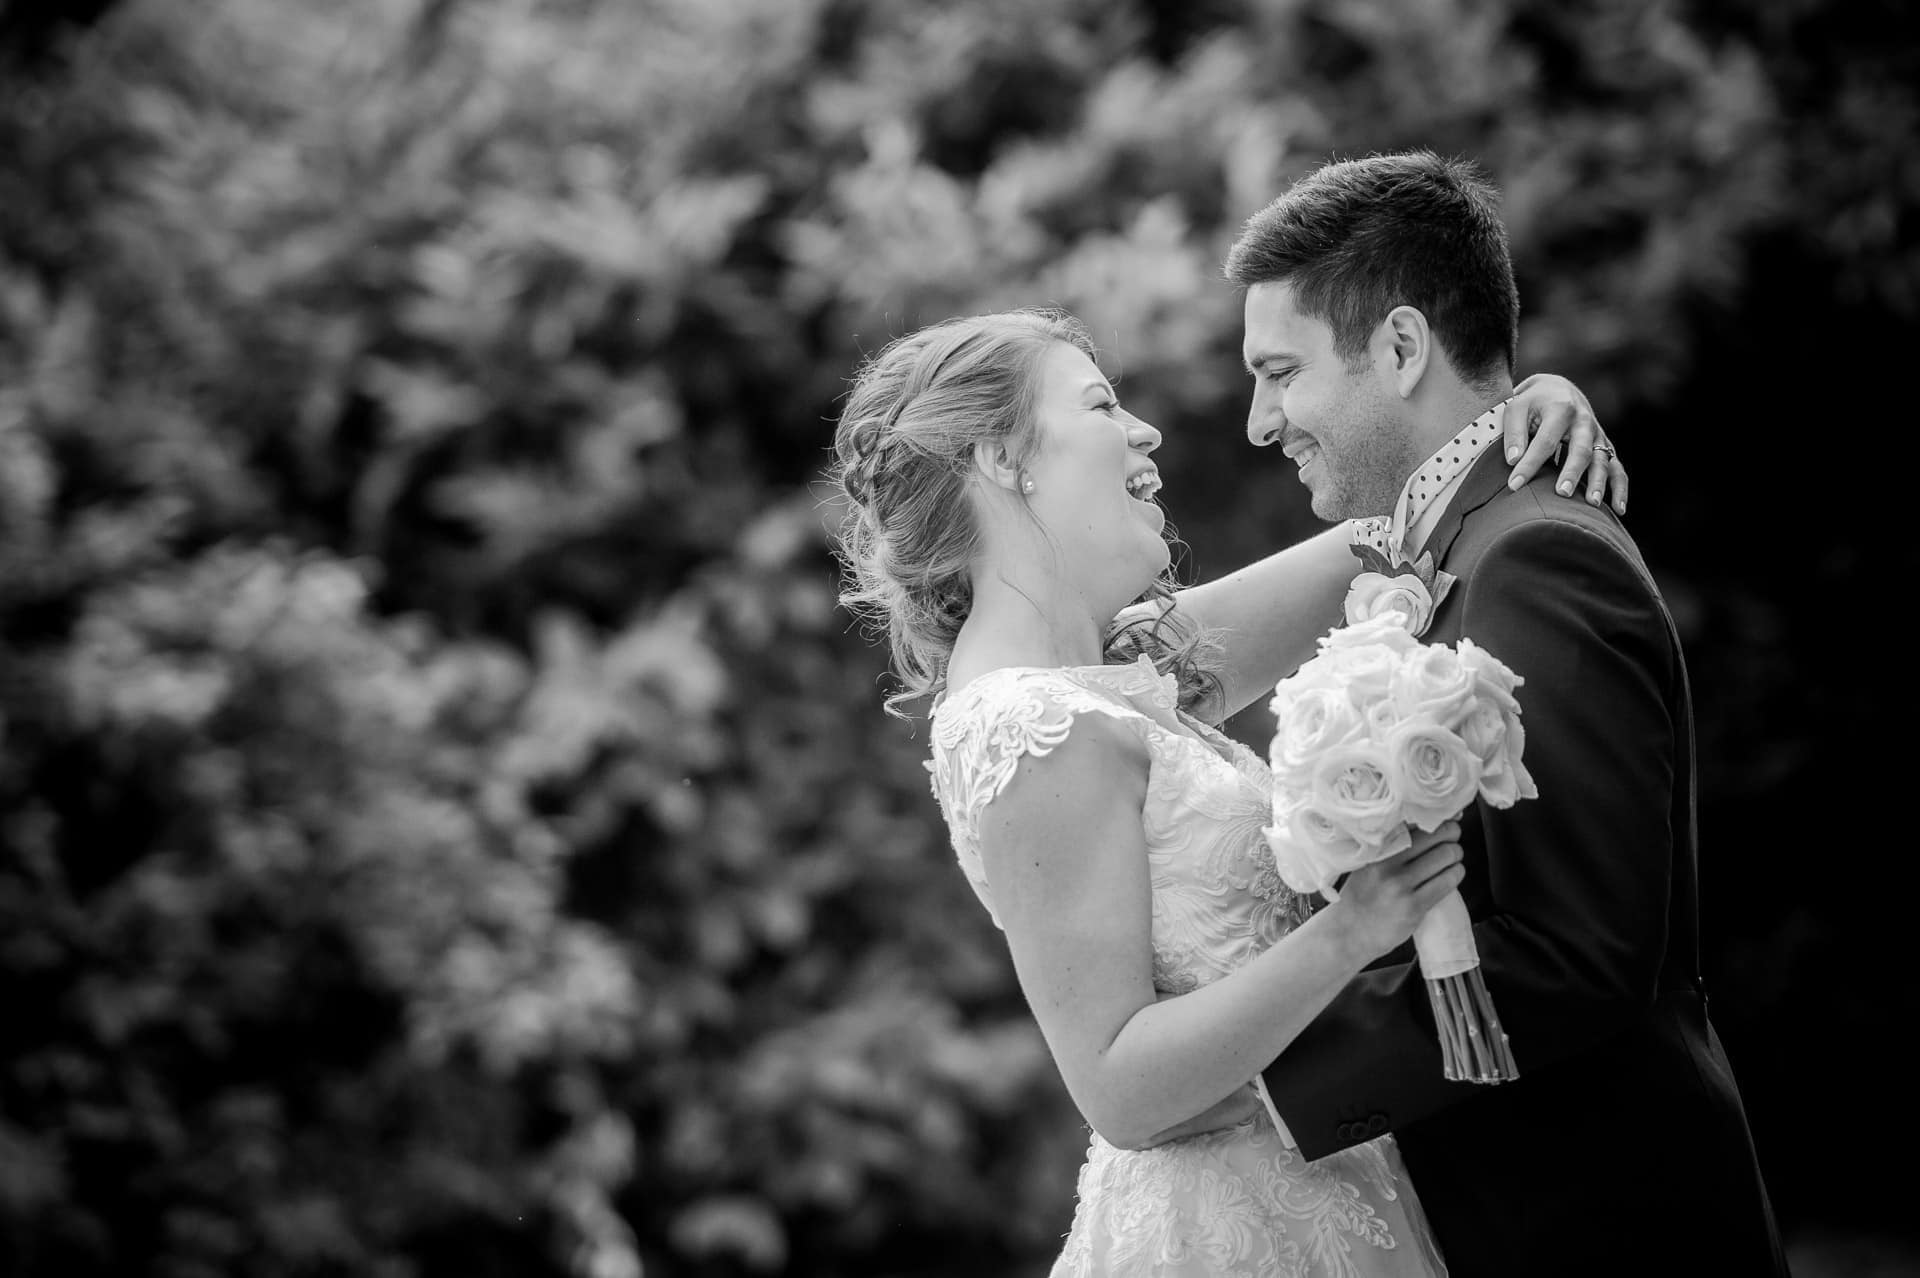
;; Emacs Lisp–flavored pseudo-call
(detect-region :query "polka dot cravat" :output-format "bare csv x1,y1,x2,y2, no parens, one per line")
1350,397,1513,566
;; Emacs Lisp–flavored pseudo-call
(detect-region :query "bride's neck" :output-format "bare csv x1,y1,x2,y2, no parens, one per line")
951,577,1106,676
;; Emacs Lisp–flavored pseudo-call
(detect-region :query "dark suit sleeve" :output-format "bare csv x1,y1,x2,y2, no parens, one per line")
1261,517,1679,1158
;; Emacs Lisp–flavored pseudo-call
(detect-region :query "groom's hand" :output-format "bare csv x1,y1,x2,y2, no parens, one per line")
1128,1082,1265,1150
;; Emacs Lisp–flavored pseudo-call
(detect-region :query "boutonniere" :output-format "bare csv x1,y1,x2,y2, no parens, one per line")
1343,543,1456,637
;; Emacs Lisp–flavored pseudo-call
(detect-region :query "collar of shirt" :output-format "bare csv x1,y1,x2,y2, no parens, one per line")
1350,398,1513,566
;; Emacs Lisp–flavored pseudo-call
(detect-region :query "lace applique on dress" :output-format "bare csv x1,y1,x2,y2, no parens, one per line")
927,656,1175,928
926,659,1448,1278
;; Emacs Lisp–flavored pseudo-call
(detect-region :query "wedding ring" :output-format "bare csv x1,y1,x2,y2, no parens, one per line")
1593,442,1615,458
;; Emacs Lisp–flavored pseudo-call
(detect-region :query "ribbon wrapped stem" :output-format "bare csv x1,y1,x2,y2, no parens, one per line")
1411,890,1518,1084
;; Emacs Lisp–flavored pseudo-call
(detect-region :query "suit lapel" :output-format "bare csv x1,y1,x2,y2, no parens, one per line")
1410,448,1512,925
1412,444,1514,569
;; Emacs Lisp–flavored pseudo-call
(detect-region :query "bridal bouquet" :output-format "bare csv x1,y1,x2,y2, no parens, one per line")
1263,574,1537,1084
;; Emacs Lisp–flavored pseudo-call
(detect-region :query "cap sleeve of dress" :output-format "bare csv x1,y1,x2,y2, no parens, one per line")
926,665,1160,928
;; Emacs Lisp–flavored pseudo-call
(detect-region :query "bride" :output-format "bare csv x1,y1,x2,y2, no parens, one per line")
830,308,1620,1276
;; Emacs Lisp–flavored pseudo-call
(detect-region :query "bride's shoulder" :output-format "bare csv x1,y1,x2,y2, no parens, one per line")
940,657,1168,717
929,665,1157,830
935,665,1092,741
932,662,1158,759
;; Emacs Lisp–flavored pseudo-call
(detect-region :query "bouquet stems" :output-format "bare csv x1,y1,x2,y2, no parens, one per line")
1411,890,1518,1084
1424,966,1519,1083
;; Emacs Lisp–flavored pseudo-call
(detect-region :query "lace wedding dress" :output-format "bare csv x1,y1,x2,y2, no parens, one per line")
928,657,1447,1278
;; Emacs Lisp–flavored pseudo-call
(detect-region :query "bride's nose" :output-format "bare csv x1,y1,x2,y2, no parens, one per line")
1127,417,1162,454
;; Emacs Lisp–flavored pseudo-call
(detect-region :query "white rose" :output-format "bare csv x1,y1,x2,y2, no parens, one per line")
1270,653,1344,701
1322,611,1423,657
1267,799,1391,896
1385,719,1483,830
1457,693,1538,808
1389,642,1479,725
1455,697,1507,763
1457,637,1524,697
1344,571,1434,635
1307,640,1402,706
1268,685,1367,789
1481,709,1538,808
1362,695,1401,743
1308,740,1405,849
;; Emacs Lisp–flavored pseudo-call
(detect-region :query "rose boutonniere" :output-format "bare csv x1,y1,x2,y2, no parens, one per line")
1343,543,1457,637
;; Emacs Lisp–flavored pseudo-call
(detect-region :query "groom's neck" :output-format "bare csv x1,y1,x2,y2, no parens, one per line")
1406,376,1515,464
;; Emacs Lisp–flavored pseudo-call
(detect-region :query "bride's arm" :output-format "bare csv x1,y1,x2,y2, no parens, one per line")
1164,372,1622,720
977,713,1459,1149
1162,523,1355,722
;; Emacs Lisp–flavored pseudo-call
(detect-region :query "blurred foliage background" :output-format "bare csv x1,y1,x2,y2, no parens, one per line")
0,0,1910,1274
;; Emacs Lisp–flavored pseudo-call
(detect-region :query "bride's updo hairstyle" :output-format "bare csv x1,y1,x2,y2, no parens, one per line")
831,308,1219,718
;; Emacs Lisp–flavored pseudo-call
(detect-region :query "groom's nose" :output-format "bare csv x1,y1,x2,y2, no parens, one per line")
1246,381,1285,446
1247,407,1284,447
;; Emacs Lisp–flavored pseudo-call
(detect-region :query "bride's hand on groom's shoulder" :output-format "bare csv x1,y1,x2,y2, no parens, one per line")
1507,373,1629,515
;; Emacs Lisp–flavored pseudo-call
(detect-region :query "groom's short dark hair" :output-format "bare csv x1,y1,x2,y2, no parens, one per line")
1224,151,1520,387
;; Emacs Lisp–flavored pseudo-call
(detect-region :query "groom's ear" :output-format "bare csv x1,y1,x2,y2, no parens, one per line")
1378,305,1432,399
973,439,1024,493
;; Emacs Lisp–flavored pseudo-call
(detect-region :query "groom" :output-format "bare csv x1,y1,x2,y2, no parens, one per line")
1230,152,1786,1275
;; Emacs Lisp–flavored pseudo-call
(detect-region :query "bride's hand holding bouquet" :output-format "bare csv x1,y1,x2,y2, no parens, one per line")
1318,821,1468,963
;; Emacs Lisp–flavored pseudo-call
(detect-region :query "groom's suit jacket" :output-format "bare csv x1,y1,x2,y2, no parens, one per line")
1261,448,1788,1277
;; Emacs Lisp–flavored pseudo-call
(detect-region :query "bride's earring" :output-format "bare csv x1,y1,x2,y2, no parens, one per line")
1021,474,1035,494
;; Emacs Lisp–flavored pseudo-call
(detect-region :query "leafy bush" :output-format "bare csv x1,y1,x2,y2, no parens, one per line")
1,0,1909,1274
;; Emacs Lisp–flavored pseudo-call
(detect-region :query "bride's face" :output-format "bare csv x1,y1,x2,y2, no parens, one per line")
1018,342,1169,600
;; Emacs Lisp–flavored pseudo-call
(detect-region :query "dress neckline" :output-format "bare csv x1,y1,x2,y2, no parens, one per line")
935,653,1177,717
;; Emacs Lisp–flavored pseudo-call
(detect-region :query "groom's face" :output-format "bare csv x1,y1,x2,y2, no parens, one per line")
1242,282,1408,521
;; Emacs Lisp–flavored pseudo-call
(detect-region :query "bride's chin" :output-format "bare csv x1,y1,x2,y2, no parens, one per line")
1095,543,1172,611
1127,559,1170,599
